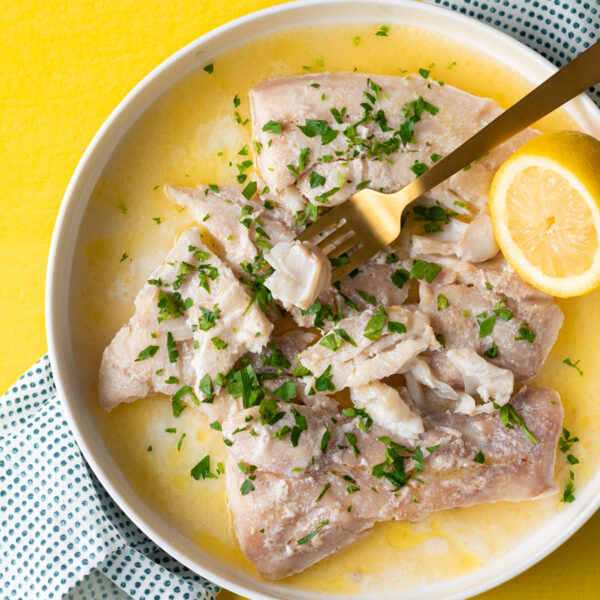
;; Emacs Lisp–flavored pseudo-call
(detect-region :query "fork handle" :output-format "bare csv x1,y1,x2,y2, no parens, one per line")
401,40,600,203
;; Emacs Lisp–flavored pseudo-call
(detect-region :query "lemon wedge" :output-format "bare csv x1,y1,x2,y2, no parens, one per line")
489,130,600,297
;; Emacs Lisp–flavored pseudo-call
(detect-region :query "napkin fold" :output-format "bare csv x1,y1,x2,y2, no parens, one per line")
0,1,598,598
0,357,219,600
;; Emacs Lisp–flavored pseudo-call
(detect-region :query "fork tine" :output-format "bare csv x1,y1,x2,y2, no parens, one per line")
329,234,360,258
297,206,345,242
316,222,353,251
331,243,379,282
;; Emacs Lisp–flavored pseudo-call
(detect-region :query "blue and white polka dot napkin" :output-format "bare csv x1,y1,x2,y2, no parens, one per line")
0,357,219,600
0,2,598,599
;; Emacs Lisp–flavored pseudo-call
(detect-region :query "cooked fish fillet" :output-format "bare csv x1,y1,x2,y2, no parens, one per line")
410,213,500,263
446,348,513,410
419,254,549,301
165,184,297,273
288,260,409,328
250,73,536,212
99,228,272,409
418,279,563,385
224,385,563,579
298,306,438,389
350,381,424,439
265,240,331,310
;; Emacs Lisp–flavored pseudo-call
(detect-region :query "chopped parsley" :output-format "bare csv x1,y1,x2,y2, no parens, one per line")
391,268,410,289
437,293,449,310
315,483,331,502
495,402,538,444
211,337,228,350
258,397,285,425
242,180,258,200
473,451,485,464
320,424,331,452
515,323,536,343
341,407,373,431
363,306,387,340
199,374,214,403
356,289,376,304
239,254,278,314
291,408,308,447
410,160,429,177
345,432,360,456
413,205,457,233
563,358,583,375
157,290,192,322
484,342,499,358
409,260,442,283
386,320,406,335
309,171,326,188
120,253,129,263
561,470,576,503
177,433,186,452
297,520,329,545
315,365,335,392
262,120,282,134
191,455,217,480
166,332,178,363
319,328,357,351
203,63,214,74
375,25,389,36
297,119,339,145
210,421,222,431
261,343,291,373
273,380,297,402
240,478,255,495
172,386,199,416
559,428,579,454
198,304,221,331
135,345,158,361
296,201,319,226
477,313,496,338
372,445,409,491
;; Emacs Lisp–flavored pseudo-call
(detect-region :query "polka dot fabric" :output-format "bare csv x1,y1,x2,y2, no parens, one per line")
0,357,218,600
1,4,599,598
427,0,600,104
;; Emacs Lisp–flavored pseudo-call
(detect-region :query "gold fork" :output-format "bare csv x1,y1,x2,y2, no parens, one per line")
297,41,600,282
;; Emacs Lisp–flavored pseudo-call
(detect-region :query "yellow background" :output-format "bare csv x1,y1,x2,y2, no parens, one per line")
1,1,598,599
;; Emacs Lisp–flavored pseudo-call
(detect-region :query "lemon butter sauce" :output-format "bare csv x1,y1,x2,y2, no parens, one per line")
70,23,598,594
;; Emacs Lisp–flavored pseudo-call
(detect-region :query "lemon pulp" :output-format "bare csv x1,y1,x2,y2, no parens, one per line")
506,164,598,278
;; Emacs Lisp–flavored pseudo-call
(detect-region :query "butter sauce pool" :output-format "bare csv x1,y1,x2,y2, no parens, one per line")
70,23,598,595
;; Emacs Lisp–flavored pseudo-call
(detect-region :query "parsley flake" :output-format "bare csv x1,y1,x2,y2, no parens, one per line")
135,345,158,361
191,455,217,480
262,120,282,134
563,358,583,376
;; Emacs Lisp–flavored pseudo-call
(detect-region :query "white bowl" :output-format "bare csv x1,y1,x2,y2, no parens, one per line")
46,1,600,598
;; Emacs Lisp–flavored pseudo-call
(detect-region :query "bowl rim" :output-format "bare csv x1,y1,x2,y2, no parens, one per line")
45,1,600,599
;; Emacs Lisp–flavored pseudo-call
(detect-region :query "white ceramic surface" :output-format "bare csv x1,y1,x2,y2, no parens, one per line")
45,1,600,599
